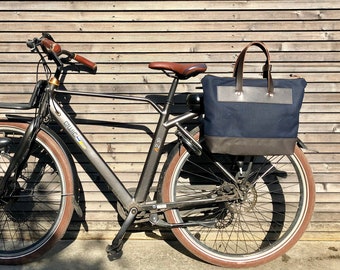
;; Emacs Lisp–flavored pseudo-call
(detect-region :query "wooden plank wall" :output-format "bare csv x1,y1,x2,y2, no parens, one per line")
0,1,339,241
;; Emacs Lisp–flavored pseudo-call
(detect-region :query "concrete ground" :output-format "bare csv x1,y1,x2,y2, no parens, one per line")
3,239,340,270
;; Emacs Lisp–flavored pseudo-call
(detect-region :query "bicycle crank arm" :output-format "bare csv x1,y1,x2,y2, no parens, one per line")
149,213,216,228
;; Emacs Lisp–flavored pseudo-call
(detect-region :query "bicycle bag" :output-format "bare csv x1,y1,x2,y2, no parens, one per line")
201,42,306,155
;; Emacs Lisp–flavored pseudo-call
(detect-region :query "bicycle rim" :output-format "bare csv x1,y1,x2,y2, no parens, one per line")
161,133,315,268
0,123,74,264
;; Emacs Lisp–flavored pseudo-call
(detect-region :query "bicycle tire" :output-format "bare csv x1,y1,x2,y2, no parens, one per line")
160,127,315,268
0,122,74,264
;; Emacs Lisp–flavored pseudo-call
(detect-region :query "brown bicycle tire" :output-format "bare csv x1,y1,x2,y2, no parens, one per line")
0,122,74,265
160,128,315,268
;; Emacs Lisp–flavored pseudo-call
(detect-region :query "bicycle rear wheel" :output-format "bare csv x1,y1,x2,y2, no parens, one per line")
160,128,315,268
0,122,74,264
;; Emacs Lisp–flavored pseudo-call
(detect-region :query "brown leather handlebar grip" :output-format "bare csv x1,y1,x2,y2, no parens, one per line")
41,38,62,54
74,54,97,71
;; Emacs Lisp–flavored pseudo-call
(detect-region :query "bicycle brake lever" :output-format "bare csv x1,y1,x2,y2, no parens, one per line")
26,40,35,49
26,38,40,51
41,32,55,42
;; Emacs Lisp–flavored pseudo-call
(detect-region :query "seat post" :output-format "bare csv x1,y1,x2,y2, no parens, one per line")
164,76,179,113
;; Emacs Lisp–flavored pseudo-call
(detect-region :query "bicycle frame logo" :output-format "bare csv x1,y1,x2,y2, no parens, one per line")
64,120,87,150
153,137,161,152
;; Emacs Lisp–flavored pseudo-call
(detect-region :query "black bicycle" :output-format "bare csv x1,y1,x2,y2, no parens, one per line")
0,33,315,268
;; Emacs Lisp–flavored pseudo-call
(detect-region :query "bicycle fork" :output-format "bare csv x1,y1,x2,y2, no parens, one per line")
0,117,42,200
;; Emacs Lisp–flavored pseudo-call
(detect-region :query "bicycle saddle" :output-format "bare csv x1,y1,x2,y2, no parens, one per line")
148,62,207,79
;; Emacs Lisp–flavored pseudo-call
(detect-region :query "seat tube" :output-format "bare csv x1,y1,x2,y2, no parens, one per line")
134,77,179,203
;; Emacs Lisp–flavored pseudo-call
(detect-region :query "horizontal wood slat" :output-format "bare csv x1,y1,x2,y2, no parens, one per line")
2,1,340,11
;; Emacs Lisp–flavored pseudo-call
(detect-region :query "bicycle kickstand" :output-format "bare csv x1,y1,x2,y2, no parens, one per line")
106,207,138,261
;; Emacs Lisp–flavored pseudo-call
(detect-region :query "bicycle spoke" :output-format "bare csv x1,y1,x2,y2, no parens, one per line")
162,130,314,267
0,124,73,264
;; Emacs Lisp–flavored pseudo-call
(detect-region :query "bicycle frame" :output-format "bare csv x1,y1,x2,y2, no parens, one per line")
0,36,230,257
49,77,200,211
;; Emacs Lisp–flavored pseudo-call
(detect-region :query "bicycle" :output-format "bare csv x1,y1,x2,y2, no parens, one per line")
0,33,315,268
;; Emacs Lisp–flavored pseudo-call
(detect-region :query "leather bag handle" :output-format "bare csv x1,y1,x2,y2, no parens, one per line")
233,41,274,96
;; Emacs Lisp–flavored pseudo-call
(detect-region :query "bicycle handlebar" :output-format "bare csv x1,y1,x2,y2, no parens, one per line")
39,36,97,71
41,38,62,55
72,53,97,71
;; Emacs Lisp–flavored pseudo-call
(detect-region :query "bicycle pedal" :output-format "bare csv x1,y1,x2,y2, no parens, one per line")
106,244,123,261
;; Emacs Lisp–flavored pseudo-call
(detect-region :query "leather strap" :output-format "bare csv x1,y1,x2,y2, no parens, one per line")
233,42,274,96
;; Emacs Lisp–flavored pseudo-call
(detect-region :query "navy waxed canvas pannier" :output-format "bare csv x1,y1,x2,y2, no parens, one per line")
202,42,306,155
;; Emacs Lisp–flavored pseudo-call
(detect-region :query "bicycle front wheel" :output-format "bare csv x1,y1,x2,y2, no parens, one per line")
160,128,315,268
0,122,74,264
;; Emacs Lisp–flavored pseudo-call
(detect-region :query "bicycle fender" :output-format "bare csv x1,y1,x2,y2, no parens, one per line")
41,124,83,217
